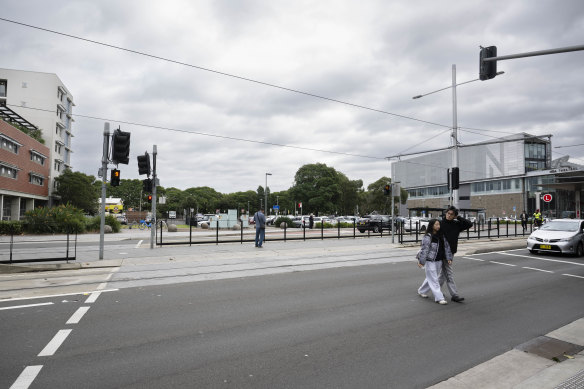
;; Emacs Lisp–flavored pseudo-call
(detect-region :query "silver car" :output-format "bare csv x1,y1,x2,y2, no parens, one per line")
526,219,584,256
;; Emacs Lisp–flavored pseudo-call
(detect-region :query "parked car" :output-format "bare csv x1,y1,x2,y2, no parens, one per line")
357,215,392,233
403,218,429,232
115,214,127,225
527,219,584,256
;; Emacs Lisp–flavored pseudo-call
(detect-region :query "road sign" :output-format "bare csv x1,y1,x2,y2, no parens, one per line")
273,205,279,210
542,194,553,202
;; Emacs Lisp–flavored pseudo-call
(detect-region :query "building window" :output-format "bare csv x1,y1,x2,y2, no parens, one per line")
0,79,6,97
0,164,18,179
30,151,46,166
29,173,44,186
1,135,21,154
54,160,62,172
2,197,11,220
55,143,62,154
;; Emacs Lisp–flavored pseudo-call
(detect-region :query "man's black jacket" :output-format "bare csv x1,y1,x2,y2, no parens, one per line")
440,216,473,254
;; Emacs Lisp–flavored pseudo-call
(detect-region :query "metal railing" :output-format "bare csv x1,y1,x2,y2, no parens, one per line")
0,232,78,264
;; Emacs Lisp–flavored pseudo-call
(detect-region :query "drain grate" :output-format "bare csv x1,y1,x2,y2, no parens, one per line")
515,336,584,362
554,369,584,389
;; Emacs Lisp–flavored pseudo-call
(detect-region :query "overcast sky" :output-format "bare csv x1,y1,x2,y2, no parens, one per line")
1,1,583,193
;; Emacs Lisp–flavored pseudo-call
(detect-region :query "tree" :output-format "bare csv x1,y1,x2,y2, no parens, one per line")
290,163,341,215
365,176,392,214
105,179,143,210
54,169,99,214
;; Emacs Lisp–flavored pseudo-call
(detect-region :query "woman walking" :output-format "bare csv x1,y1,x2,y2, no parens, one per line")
417,219,453,305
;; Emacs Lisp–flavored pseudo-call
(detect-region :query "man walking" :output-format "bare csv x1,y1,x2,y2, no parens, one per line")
439,206,473,303
520,211,528,232
254,207,266,248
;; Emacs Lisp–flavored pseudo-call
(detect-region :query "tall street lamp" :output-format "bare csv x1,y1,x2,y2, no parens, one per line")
265,173,272,215
413,65,504,208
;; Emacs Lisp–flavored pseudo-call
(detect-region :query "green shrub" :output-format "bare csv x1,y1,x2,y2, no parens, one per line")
24,205,86,234
85,215,121,232
274,216,294,228
0,220,24,235
105,215,121,233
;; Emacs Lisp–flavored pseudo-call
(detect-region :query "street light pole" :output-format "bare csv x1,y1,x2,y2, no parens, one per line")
265,172,272,214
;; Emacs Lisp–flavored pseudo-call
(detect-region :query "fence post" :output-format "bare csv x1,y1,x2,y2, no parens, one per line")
303,224,306,241
159,220,163,245
216,222,219,245
321,220,324,240
284,222,287,242
380,220,383,237
515,220,517,236
66,233,70,263
75,232,78,260
353,220,356,239
10,231,14,264
241,221,243,244
415,221,419,242
338,220,340,239
189,218,192,246
488,220,491,238
497,218,500,239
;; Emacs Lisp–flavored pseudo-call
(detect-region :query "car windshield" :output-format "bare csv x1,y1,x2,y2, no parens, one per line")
540,221,579,232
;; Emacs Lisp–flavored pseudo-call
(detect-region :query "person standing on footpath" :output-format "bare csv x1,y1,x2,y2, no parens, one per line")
417,219,452,305
439,206,473,303
520,211,528,232
254,207,266,248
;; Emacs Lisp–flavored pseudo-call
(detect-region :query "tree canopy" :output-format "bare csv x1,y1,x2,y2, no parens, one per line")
54,169,99,214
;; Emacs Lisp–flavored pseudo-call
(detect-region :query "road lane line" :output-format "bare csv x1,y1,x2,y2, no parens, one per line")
563,274,584,279
9,365,43,389
85,291,101,303
38,329,72,356
66,306,90,324
498,252,584,266
523,267,554,273
490,261,516,267
135,240,143,248
463,257,484,261
1,289,119,303
0,302,53,311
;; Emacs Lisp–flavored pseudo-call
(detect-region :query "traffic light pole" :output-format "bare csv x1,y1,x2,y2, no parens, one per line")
99,123,110,260
150,145,157,249
451,65,459,209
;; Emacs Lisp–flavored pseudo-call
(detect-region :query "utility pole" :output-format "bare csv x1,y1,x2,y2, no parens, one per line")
150,145,157,249
99,123,110,260
452,64,459,209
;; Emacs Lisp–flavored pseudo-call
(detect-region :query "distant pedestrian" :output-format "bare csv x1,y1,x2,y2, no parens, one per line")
417,219,451,305
439,206,473,303
309,214,314,229
254,208,266,248
520,211,528,232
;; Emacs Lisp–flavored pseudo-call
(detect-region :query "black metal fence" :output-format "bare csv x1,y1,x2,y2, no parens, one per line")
155,218,533,246
0,232,78,264
397,218,534,244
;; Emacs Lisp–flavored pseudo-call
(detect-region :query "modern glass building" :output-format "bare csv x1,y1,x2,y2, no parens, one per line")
392,133,583,219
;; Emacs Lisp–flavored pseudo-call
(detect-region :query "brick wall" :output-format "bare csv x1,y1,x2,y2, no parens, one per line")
0,120,50,197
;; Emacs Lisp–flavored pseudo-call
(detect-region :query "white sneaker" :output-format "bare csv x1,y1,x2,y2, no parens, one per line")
437,300,448,305
418,293,428,298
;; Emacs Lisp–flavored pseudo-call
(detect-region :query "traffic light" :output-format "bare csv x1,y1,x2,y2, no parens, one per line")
451,167,460,190
110,169,120,187
384,184,390,195
142,178,153,193
111,129,131,164
137,152,151,176
147,194,153,203
479,46,497,80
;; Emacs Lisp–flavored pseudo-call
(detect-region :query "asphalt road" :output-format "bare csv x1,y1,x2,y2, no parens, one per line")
2,248,583,388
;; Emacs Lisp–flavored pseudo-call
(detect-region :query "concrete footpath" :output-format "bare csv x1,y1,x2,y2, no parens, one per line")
1,231,583,388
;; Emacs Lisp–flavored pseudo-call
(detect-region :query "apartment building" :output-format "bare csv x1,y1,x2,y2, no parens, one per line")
0,68,75,205
0,118,50,220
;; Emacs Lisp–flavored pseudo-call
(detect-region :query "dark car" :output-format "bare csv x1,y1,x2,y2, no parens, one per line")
357,215,392,233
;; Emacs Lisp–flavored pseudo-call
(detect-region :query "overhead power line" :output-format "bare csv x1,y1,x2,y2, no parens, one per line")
7,104,386,160
0,17,451,130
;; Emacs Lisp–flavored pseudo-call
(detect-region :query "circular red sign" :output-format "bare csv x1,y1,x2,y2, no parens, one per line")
542,194,552,202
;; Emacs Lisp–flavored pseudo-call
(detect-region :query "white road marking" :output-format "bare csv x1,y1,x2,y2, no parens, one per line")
85,291,101,303
562,274,584,279
1,289,118,303
463,257,484,261
0,302,53,311
38,329,72,356
497,252,584,266
135,240,143,248
9,365,43,389
66,306,90,324
523,267,554,273
490,261,516,267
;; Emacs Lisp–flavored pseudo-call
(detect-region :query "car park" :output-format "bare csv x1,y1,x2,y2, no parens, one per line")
527,219,584,256
357,215,392,233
